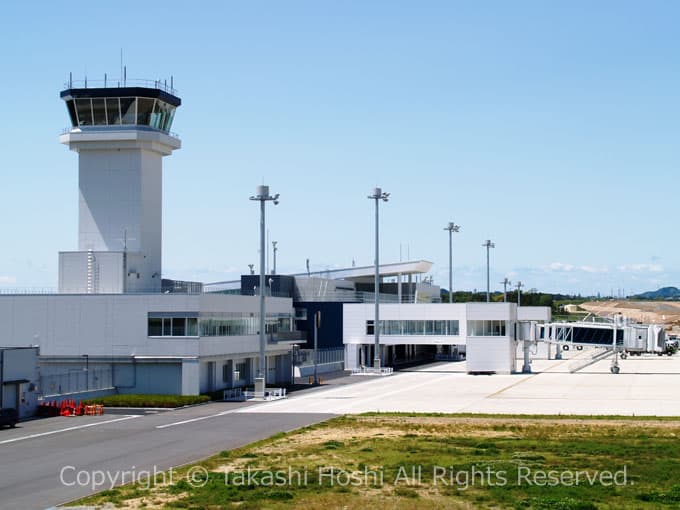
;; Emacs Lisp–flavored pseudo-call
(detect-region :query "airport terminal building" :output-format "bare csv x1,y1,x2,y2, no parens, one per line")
0,80,299,400
0,76,555,407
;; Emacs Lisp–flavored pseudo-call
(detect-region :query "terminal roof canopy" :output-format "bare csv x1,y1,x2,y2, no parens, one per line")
60,87,181,134
295,260,434,283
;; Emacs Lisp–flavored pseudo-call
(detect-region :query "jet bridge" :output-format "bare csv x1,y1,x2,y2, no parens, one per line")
520,317,666,374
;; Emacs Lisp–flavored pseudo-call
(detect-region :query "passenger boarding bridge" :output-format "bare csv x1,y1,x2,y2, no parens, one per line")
520,315,667,374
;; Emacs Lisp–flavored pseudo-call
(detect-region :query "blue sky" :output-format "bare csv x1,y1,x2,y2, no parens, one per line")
0,1,677,295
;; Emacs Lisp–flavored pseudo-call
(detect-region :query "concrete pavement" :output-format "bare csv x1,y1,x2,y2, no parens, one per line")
241,352,680,416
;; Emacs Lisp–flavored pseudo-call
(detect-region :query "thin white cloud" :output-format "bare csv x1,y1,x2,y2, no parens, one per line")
0,276,17,285
580,265,609,274
546,262,608,273
617,263,664,273
548,262,575,272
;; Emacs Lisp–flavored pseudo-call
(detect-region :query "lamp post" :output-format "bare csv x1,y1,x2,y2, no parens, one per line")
443,222,460,303
482,240,495,302
249,185,279,392
272,241,278,275
368,187,389,369
516,281,524,307
82,354,89,391
500,277,512,302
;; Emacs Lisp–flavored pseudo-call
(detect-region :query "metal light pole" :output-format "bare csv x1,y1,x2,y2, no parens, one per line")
82,354,89,391
500,277,511,302
482,240,495,302
272,241,278,275
249,185,279,392
313,311,321,385
368,187,390,369
516,281,524,307
443,222,460,303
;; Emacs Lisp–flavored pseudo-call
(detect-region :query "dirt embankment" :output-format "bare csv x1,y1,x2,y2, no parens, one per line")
580,300,680,330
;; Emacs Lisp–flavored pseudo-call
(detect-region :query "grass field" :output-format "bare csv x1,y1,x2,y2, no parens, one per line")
70,413,680,509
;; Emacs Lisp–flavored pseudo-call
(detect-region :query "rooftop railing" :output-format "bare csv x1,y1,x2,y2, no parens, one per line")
63,78,178,96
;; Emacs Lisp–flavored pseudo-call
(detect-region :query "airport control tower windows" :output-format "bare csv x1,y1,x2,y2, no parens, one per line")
106,98,121,124
150,100,175,131
92,98,107,125
64,96,178,133
120,97,137,124
75,98,92,125
62,85,181,135
137,98,154,125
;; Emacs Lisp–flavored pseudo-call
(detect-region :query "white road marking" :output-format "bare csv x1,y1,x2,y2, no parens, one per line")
0,415,140,445
155,409,241,429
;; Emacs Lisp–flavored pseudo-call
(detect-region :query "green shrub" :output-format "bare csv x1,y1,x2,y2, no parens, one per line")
82,394,210,408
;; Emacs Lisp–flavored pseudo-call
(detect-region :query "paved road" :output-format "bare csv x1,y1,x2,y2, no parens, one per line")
0,401,335,510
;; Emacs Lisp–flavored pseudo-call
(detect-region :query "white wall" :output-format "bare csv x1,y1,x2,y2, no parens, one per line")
343,302,546,374
0,294,295,359
467,338,516,374
518,306,552,322
343,303,469,346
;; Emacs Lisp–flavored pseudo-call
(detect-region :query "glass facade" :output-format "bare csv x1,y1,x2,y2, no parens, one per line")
147,313,293,338
366,320,460,336
148,316,198,337
66,96,177,133
467,320,508,336
200,314,293,337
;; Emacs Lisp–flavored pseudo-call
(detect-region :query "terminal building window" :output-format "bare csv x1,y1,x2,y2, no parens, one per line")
467,320,507,336
148,315,198,337
366,320,459,336
149,313,294,338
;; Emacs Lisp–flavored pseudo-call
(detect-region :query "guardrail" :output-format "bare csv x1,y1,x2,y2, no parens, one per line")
295,347,344,366
223,387,287,401
351,366,394,376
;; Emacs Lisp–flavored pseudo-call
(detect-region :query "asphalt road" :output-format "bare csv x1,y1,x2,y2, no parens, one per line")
0,401,335,510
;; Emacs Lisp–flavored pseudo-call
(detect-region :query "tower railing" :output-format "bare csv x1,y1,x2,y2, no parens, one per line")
63,78,178,96
61,125,181,139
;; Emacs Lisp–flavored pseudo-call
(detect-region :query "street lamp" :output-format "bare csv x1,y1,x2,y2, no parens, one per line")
516,281,524,307
368,187,389,369
249,185,279,392
482,240,495,302
443,222,461,303
82,354,89,391
272,241,278,275
500,277,512,302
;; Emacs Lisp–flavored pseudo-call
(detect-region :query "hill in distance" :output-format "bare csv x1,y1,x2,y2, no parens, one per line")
632,287,680,300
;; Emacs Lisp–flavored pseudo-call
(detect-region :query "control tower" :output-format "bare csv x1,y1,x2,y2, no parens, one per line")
58,78,181,293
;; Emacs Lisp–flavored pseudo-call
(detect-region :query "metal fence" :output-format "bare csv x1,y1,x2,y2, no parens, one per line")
295,347,344,366
40,367,114,397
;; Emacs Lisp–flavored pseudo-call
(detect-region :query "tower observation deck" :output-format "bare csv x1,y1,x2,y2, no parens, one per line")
58,77,181,294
